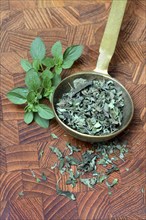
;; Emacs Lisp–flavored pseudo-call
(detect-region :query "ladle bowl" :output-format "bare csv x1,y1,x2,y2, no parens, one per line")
52,71,134,142
52,0,134,142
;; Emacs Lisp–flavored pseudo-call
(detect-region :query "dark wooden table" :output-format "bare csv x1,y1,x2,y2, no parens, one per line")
0,0,145,219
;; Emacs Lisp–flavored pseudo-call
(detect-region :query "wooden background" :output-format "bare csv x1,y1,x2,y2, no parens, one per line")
0,0,146,219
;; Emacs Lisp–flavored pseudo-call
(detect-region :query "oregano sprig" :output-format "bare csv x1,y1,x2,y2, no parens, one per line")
7,37,83,128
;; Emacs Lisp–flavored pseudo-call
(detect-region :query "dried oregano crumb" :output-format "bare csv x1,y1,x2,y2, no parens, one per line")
50,138,128,200
56,78,125,135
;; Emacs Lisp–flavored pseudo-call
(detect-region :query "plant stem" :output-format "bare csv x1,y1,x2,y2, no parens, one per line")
40,63,44,72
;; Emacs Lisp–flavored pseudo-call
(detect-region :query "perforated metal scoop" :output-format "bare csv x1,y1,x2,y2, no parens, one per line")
52,0,134,142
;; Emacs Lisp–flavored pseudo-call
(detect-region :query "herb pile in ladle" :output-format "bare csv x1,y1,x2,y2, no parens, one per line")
56,78,125,135
50,138,128,200
6,37,83,128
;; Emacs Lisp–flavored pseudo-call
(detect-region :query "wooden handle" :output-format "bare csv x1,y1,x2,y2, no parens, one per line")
94,0,127,74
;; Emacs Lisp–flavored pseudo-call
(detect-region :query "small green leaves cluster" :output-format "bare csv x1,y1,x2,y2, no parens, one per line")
7,37,83,128
50,138,128,200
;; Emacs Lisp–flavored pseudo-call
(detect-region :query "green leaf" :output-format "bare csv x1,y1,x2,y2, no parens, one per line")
24,111,33,124
54,57,63,67
7,87,28,105
51,41,63,60
62,60,74,69
38,149,44,160
25,69,41,91
74,170,81,179
27,91,36,103
56,183,76,200
66,143,80,155
112,178,118,185
42,76,52,90
42,69,54,80
37,104,54,120
43,86,55,100
20,59,32,72
32,60,40,71
99,175,107,183
50,146,63,159
65,156,80,165
106,165,119,175
42,57,55,69
18,191,24,197
41,172,47,181
66,169,77,188
30,170,36,178
47,86,55,102
36,178,41,183
51,162,58,170
80,177,97,188
52,73,61,87
48,93,53,103
30,37,46,60
106,178,118,188
34,113,49,128
55,65,62,75
66,178,77,188
59,158,65,171
108,191,112,195
51,133,58,139
63,45,83,62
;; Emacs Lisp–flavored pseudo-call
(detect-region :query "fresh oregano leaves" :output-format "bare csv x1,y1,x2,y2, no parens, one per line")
63,45,84,62
62,60,74,69
37,104,54,120
52,73,61,87
25,69,41,92
27,91,36,103
21,59,32,72
55,65,62,75
41,69,54,80
32,60,40,71
7,87,28,105
7,37,83,128
30,37,46,60
24,111,34,124
34,113,49,128
62,45,83,69
51,41,63,61
42,57,55,69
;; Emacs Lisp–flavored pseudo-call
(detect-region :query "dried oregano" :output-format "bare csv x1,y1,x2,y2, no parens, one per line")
50,138,128,200
56,78,125,135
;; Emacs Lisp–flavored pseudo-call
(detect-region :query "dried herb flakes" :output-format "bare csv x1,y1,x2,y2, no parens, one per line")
56,78,125,135
50,139,128,200
56,178,76,200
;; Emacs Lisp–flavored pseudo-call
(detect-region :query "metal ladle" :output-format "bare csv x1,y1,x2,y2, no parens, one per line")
52,0,134,142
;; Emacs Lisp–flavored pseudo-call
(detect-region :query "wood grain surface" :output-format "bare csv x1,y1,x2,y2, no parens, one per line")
0,0,146,219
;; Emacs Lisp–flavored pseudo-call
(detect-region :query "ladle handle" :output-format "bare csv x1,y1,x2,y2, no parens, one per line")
94,0,127,74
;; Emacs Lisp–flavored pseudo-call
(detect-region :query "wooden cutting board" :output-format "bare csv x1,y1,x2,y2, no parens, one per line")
0,0,145,219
